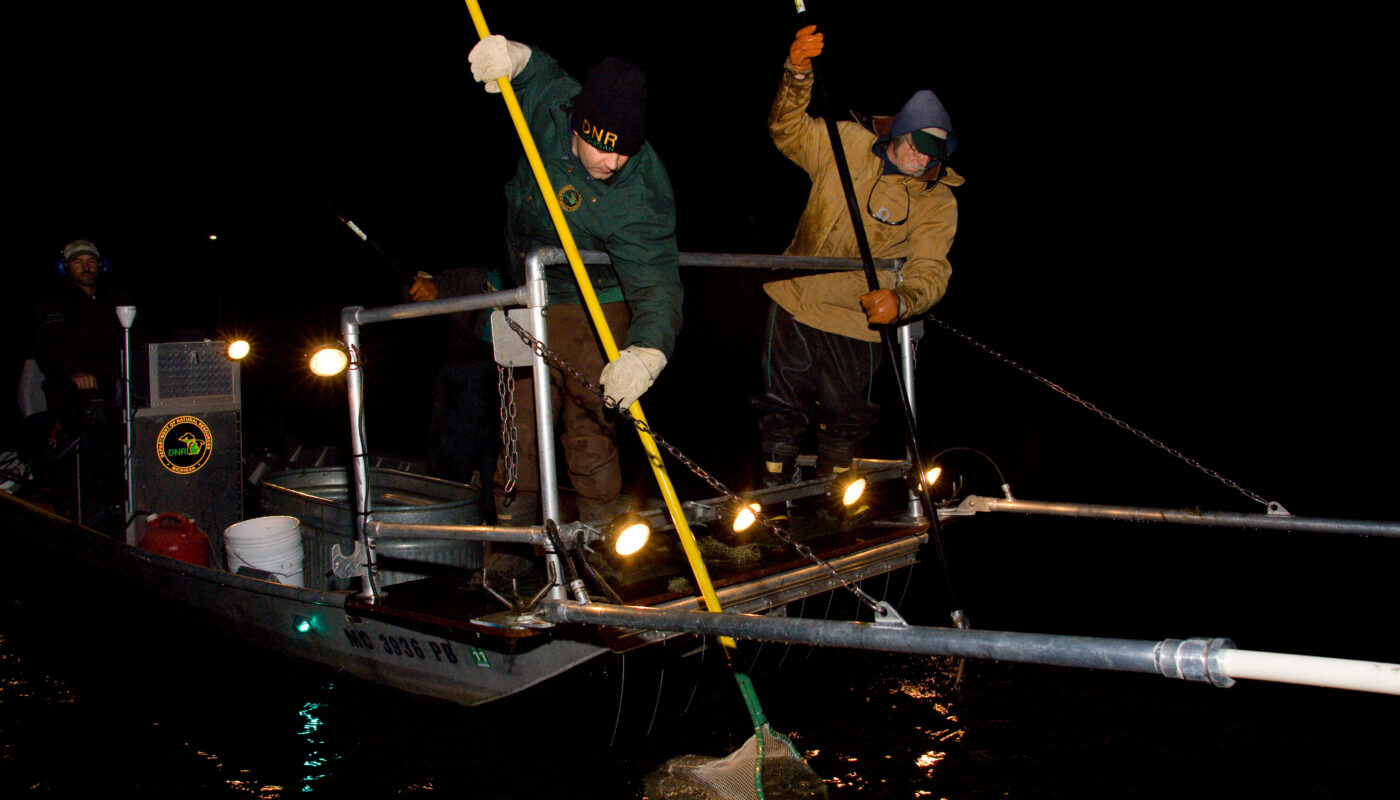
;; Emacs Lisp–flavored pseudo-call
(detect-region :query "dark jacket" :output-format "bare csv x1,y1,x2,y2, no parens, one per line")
428,267,495,362
34,279,143,416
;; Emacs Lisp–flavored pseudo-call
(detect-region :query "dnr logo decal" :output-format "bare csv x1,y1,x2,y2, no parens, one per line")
156,415,213,475
558,184,582,212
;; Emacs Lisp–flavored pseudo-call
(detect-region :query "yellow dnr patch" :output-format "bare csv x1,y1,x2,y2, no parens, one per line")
156,415,214,475
558,184,582,212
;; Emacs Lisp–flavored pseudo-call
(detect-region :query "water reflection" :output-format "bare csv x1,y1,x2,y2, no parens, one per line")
297,695,340,791
914,750,946,768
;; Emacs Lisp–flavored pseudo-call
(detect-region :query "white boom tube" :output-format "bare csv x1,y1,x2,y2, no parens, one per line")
1219,649,1400,695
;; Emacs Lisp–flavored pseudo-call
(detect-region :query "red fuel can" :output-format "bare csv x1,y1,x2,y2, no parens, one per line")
137,512,212,567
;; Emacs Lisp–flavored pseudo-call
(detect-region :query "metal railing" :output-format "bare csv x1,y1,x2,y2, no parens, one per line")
335,250,919,602
951,495,1400,538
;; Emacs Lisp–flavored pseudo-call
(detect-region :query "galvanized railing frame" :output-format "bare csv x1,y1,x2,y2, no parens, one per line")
324,252,1400,695
336,250,916,601
951,495,1400,538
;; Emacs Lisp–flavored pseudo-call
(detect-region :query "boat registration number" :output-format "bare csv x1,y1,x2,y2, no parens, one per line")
342,628,478,667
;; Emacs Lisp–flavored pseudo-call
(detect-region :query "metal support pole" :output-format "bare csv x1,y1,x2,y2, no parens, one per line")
340,309,381,602
74,440,82,525
522,251,561,528
953,495,1400,538
544,599,1230,682
350,286,527,325
522,250,568,601
899,318,924,521
541,601,1400,695
122,326,136,543
367,520,549,546
116,304,138,542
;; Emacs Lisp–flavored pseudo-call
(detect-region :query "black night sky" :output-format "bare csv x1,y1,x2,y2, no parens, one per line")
11,3,1395,521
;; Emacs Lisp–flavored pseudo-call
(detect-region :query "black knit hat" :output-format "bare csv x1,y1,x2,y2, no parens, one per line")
570,58,647,156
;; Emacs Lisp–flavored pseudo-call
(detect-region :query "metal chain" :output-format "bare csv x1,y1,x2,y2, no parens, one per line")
925,315,1272,509
497,363,518,493
502,315,884,614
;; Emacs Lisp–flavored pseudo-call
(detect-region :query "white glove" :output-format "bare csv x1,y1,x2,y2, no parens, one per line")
600,346,667,410
468,35,531,94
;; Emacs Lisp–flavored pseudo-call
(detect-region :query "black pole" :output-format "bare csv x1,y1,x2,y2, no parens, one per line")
793,9,965,626
331,208,421,284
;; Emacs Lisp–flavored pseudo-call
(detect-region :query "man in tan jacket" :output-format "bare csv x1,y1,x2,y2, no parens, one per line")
756,25,963,487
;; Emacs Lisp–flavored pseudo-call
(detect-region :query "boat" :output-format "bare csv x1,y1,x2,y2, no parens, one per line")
1,249,935,708
5,247,1397,713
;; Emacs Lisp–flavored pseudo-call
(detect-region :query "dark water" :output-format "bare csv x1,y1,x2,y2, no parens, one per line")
3,509,1395,799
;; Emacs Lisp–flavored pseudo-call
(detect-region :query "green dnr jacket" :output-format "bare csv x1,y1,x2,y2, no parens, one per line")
502,49,684,359
764,67,963,343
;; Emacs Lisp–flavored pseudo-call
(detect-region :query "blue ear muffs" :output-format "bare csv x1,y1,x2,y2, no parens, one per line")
56,250,110,277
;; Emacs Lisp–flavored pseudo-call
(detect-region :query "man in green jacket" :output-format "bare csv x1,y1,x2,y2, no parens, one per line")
468,35,683,525
756,25,963,487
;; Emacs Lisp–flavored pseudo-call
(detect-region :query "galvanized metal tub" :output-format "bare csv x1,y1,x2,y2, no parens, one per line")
258,468,483,589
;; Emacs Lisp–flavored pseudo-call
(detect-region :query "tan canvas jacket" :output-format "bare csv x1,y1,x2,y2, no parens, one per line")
763,68,963,342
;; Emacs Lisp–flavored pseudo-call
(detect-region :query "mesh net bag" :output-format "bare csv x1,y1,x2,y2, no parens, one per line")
644,724,828,800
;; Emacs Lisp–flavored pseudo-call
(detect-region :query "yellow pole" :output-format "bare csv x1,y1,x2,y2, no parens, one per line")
462,1,734,646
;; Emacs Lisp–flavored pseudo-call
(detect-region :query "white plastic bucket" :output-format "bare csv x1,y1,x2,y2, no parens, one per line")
224,516,305,587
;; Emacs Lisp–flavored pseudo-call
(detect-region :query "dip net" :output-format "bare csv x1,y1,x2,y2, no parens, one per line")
644,724,828,800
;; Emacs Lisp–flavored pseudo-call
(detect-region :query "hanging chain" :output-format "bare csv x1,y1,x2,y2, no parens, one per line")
502,315,885,614
497,363,518,493
925,315,1272,509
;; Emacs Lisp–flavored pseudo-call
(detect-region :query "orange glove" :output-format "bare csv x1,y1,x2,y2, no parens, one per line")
408,275,439,302
788,24,824,71
860,289,900,325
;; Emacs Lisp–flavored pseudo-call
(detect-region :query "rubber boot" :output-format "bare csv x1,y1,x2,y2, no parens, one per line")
482,493,540,592
759,459,805,532
494,492,539,527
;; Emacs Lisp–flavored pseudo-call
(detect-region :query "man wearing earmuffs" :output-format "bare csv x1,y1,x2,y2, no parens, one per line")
34,239,144,529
